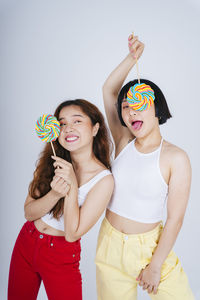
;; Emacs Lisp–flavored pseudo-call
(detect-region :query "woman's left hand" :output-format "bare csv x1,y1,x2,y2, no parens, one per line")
52,156,78,187
136,264,161,295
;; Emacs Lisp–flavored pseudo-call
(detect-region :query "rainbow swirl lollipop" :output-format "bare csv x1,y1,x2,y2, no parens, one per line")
35,114,60,143
127,83,155,111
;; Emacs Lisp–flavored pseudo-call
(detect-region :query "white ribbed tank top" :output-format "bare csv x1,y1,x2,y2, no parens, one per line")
107,138,168,223
41,169,111,231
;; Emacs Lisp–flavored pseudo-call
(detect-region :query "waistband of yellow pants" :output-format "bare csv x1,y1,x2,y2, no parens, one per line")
101,217,163,242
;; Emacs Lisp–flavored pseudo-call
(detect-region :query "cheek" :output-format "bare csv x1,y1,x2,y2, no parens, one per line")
80,125,94,140
121,109,129,121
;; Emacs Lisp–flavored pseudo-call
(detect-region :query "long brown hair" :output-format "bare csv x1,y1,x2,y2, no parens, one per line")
29,99,113,219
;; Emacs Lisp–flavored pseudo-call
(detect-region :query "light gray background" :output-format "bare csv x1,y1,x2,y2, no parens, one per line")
0,0,199,299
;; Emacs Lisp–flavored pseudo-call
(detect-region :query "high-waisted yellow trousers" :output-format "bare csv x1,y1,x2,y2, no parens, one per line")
95,218,194,300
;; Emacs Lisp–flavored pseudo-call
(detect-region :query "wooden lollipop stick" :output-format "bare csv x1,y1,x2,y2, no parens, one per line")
132,32,140,84
50,141,60,168
50,141,56,156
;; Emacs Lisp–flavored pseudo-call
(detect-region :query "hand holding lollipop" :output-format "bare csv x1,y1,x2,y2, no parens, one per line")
127,33,155,112
35,114,60,156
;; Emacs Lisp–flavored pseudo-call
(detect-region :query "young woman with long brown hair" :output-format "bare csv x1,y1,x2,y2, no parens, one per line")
8,99,114,300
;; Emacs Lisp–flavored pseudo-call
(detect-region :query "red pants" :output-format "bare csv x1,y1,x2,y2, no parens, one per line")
8,221,82,300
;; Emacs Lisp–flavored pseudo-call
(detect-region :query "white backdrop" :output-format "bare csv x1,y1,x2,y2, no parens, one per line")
0,0,200,299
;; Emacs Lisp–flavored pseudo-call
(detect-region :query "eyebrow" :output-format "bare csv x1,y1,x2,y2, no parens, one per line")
59,114,85,121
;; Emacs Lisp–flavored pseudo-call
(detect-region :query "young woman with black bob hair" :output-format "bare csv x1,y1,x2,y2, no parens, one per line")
95,35,194,300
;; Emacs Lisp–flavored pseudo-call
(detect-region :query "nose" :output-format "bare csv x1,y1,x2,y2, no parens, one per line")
129,108,137,116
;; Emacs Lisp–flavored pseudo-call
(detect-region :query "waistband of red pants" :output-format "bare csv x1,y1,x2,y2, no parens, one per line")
22,221,81,247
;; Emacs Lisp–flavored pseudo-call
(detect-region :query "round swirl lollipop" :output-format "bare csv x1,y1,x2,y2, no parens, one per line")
127,83,155,111
35,114,60,155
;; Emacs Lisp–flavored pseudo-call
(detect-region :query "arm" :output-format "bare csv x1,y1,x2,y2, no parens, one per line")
137,149,192,294
64,175,114,242
24,176,69,221
103,34,144,150
52,156,114,242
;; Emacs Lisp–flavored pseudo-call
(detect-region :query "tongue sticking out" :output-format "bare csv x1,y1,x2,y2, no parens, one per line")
132,121,143,130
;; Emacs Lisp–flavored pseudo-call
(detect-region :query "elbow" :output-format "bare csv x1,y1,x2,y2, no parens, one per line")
24,210,30,221
65,233,80,243
102,83,109,96
24,209,35,222
166,216,184,228
102,82,108,91
102,83,117,97
24,213,33,222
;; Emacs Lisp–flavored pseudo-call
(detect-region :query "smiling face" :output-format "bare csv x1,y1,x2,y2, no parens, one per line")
58,105,99,152
121,100,159,138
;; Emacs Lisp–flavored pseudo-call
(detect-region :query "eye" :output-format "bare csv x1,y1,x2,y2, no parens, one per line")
74,120,81,124
122,104,129,109
60,123,66,127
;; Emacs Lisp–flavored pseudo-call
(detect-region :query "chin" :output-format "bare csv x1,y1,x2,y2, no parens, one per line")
65,144,81,152
131,129,146,139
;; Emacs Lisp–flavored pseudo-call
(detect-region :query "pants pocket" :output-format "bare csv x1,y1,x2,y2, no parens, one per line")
160,250,179,280
95,232,110,264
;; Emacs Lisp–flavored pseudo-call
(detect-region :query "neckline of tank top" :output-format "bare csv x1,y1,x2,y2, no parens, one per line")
133,137,163,156
78,169,111,190
114,137,163,162
133,138,164,156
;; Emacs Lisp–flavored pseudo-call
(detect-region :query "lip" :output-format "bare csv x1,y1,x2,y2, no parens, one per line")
65,134,79,143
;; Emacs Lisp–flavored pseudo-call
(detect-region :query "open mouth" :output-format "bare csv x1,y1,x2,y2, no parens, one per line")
65,136,79,143
131,121,143,131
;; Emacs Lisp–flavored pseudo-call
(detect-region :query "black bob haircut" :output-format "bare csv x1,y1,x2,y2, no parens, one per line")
117,79,172,126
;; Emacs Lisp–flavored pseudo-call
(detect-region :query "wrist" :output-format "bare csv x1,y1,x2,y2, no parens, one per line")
71,179,78,190
127,53,137,63
49,189,63,200
149,259,162,271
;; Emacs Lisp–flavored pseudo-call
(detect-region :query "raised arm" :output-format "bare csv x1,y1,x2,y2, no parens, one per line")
24,177,69,221
103,34,144,151
137,148,192,294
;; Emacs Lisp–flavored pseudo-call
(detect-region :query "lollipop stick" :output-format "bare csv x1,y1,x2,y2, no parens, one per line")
50,141,56,156
132,32,140,84
136,59,140,84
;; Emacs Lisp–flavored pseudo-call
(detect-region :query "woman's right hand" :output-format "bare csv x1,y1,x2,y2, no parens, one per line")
128,34,144,60
50,175,70,198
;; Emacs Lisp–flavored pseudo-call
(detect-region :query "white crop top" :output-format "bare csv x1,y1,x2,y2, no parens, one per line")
41,169,111,231
107,138,168,223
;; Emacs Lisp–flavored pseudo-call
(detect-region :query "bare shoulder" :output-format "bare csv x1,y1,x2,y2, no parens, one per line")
93,172,114,191
162,140,191,167
87,172,114,200
99,172,114,187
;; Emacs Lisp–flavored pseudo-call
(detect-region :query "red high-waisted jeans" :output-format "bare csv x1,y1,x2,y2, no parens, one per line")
8,221,82,300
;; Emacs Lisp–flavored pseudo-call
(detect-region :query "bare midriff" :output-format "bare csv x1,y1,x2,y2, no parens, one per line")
34,218,65,236
106,209,161,234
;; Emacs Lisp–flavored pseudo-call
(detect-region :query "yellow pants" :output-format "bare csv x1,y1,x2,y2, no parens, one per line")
95,218,194,300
